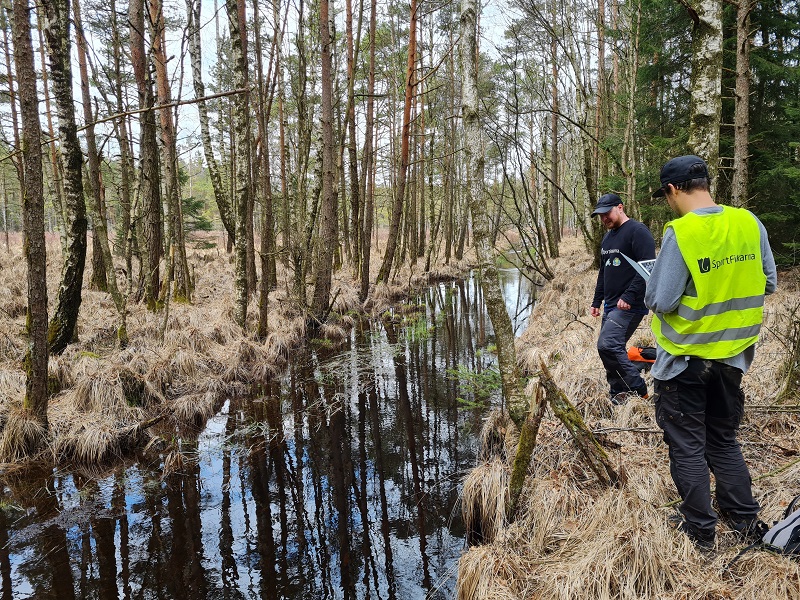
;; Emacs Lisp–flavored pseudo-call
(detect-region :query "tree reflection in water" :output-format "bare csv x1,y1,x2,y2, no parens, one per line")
2,271,533,599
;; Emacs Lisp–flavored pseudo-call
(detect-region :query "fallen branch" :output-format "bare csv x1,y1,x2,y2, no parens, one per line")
508,382,548,520
754,456,800,482
538,357,622,486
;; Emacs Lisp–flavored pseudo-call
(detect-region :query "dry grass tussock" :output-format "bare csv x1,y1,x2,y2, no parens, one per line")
459,236,800,599
0,236,477,467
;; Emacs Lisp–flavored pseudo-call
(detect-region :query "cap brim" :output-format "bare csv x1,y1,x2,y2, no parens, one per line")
591,206,614,216
652,187,666,198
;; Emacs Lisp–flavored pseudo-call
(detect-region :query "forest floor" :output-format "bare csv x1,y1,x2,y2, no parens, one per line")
457,235,800,599
0,231,477,470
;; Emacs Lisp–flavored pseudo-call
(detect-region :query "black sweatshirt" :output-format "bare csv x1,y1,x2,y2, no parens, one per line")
591,219,656,314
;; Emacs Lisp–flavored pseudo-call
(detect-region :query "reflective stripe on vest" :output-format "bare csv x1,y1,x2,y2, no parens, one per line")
651,206,766,360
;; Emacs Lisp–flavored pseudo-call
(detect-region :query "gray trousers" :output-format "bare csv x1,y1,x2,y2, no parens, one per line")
597,308,646,394
654,358,760,533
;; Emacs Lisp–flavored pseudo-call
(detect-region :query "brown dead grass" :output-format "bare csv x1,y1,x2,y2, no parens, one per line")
0,233,478,467
458,235,800,600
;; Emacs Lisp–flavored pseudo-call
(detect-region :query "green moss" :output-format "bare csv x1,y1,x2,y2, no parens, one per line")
118,325,129,349
47,375,61,396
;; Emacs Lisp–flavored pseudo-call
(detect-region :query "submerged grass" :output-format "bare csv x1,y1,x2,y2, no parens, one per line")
458,236,800,600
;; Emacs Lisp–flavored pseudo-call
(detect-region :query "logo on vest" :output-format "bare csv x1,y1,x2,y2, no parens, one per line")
697,254,757,274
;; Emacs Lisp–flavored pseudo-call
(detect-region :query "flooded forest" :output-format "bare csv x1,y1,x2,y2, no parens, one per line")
1,0,800,597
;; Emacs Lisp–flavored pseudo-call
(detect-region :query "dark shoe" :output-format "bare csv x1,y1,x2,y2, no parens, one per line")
610,392,630,405
669,513,715,551
728,517,769,543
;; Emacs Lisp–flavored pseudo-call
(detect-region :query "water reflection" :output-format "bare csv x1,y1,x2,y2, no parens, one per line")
1,272,533,599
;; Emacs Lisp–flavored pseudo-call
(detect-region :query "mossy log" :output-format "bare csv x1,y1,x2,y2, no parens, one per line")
538,357,621,487
508,383,548,520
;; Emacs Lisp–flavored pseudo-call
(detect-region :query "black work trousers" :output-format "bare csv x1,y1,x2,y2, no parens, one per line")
654,358,760,533
597,308,646,395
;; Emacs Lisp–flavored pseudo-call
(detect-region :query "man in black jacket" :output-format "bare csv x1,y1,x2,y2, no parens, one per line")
589,193,656,404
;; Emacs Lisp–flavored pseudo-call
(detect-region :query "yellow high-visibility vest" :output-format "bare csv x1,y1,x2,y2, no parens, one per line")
651,206,766,359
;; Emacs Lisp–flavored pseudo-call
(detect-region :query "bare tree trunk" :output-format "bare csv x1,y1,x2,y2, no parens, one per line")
130,0,162,310
34,20,65,245
187,0,235,247
376,0,417,284
345,0,361,269
42,0,88,355
731,0,754,207
622,0,642,218
545,32,560,258
2,8,22,185
74,0,128,347
310,0,339,326
687,0,723,184
12,0,48,434
106,0,135,299
254,0,279,337
151,0,190,301
226,0,251,327
460,0,527,425
359,0,377,301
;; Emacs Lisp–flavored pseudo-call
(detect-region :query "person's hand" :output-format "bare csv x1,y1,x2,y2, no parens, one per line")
590,306,601,317
617,298,631,310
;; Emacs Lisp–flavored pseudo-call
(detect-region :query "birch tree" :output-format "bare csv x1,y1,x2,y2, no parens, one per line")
460,0,526,431
687,0,722,182
226,0,251,327
41,0,88,355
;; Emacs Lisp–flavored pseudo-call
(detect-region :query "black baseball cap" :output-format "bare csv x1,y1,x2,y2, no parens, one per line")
652,155,710,198
591,193,623,216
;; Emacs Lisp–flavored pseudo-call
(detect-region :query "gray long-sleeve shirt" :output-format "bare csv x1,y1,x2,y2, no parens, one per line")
644,206,778,381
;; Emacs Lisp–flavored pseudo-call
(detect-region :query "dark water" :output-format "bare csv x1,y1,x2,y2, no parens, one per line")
1,270,533,600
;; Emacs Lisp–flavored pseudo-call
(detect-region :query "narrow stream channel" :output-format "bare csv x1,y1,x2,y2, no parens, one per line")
1,270,534,599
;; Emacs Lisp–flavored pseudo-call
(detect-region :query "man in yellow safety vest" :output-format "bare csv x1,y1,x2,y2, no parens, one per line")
646,155,777,551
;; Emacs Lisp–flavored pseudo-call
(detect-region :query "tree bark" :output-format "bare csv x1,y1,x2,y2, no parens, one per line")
108,0,134,296
254,0,279,337
12,0,49,430
129,0,162,310
731,0,753,207
150,0,190,301
508,383,548,519
310,0,339,326
359,0,377,301
42,0,88,355
687,0,723,183
460,0,527,425
33,19,65,246
226,0,251,328
547,2,560,257
376,0,417,284
2,8,22,184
